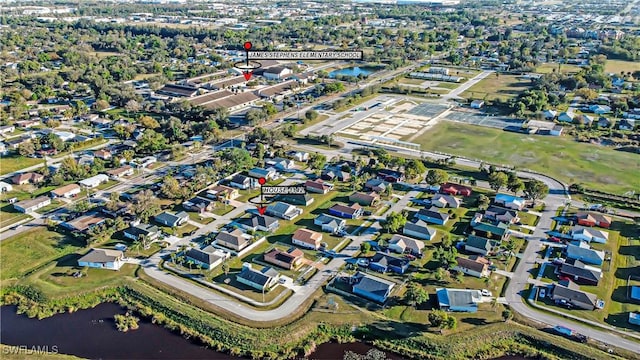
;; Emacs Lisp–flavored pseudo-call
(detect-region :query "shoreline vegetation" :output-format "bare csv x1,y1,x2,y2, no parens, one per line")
1,281,631,360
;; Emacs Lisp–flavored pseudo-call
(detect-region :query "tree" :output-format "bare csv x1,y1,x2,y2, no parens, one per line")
488,171,508,193
477,194,490,209
222,262,230,276
139,115,160,129
404,282,429,307
382,211,406,233
125,99,141,116
501,309,513,322
18,141,35,156
94,99,110,111
425,169,449,185
524,179,549,201
308,152,327,171
507,176,524,195
428,310,446,328
129,190,160,222
160,176,182,199
138,129,167,154
360,242,371,253
304,109,318,122
404,159,426,180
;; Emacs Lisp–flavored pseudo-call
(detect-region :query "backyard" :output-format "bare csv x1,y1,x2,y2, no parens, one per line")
414,121,640,194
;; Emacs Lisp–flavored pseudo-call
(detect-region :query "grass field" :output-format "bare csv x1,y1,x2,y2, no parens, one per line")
604,60,640,74
461,74,533,101
414,122,640,194
0,228,84,280
535,63,582,74
0,154,42,175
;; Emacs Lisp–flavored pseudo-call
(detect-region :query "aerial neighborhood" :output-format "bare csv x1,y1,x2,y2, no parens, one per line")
0,0,639,359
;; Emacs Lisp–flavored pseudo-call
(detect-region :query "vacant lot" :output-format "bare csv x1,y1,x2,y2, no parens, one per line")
414,122,640,194
461,74,533,101
0,155,42,175
0,228,84,280
604,60,640,74
535,63,582,74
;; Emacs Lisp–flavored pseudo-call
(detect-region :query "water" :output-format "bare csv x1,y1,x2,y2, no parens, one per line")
0,304,530,360
328,66,377,78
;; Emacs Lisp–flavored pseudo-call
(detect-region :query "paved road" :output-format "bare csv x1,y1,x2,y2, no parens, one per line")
442,70,494,100
291,139,640,353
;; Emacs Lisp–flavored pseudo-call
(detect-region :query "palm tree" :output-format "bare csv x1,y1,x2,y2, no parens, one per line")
131,239,142,256
186,259,194,271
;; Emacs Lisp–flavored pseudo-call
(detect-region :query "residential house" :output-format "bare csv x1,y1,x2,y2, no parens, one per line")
349,192,380,206
629,313,640,326
79,174,109,188
403,219,436,241
305,179,333,194
0,125,15,135
364,179,389,194
206,185,239,201
416,207,449,225
13,196,51,213
618,119,636,131
77,248,125,271
464,235,494,256
123,223,161,241
589,104,611,114
0,142,8,156
551,282,598,310
214,229,251,251
494,194,526,210
94,149,112,160
571,226,609,243
559,261,602,285
131,156,156,168
328,203,363,219
61,212,108,233
484,206,520,224
368,252,410,274
558,111,575,123
321,170,351,182
454,257,490,278
597,117,612,128
291,151,309,162
388,234,425,255
0,181,13,193
182,197,214,214
431,194,461,208
276,193,314,206
266,202,302,220
185,246,230,270
472,222,510,241
292,228,323,250
351,272,395,303
440,183,472,197
470,100,484,109
106,165,134,179
543,109,557,120
11,172,44,185
550,125,564,136
266,157,295,171
314,213,347,233
248,167,277,180
264,247,304,270
565,242,605,266
576,212,612,228
237,214,280,232
229,174,256,189
236,263,280,292
377,169,404,183
436,288,482,312
154,211,189,227
50,183,81,198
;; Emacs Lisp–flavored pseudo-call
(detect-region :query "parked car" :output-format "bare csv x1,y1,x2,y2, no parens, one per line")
548,236,562,243
481,289,492,297
539,288,546,298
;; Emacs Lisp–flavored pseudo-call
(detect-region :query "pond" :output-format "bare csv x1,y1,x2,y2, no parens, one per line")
329,66,378,78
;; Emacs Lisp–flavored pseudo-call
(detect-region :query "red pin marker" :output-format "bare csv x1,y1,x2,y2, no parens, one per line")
243,41,252,51
243,71,253,81
257,206,267,215
258,177,266,185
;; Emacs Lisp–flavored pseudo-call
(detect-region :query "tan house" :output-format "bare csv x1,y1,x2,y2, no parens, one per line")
11,172,44,185
50,183,82,198
206,185,239,201
453,257,490,278
214,229,250,251
292,228,323,250
106,165,134,179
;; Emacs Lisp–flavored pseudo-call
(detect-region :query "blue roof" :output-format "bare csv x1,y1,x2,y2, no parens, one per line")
495,193,525,203
631,286,640,301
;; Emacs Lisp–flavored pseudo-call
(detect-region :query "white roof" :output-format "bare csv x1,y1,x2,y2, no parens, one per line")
79,174,109,186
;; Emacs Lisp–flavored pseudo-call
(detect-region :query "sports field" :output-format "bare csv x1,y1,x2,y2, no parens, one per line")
414,122,640,194
461,74,533,101
604,60,640,74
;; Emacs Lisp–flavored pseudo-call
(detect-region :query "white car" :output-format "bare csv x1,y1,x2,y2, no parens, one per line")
481,289,492,297
539,288,546,298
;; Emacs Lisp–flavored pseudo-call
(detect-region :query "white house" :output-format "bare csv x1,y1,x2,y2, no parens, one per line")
263,66,292,81
571,226,609,243
79,174,109,188
292,151,309,162
77,248,124,270
470,100,484,109
0,181,13,193
388,234,425,255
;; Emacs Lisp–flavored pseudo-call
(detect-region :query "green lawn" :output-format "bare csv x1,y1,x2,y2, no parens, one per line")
414,122,640,194
35,200,64,214
0,228,84,280
0,154,42,175
535,63,582,74
0,204,32,228
461,74,533,101
603,60,640,75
